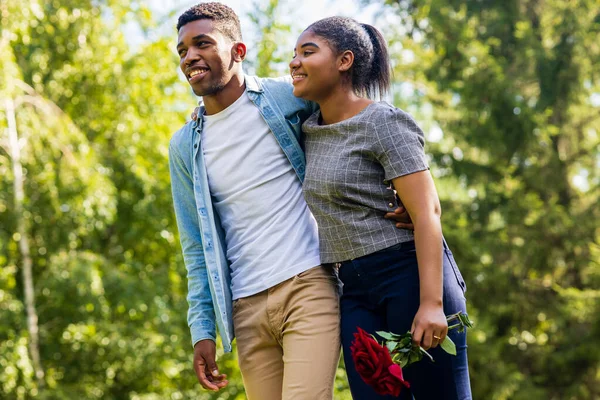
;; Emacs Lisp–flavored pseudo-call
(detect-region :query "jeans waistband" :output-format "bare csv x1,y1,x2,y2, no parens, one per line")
338,240,416,267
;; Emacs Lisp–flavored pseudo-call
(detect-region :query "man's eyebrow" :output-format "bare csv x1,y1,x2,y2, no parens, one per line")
177,34,211,49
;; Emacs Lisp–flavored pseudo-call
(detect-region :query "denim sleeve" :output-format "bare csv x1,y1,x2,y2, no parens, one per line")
168,142,217,347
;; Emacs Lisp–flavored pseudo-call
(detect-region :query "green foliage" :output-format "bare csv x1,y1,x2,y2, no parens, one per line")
0,0,244,398
368,0,600,398
2,0,598,399
246,0,292,77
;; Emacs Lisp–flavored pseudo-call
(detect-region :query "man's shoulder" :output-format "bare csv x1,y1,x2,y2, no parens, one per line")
248,75,317,115
252,75,293,89
169,120,196,154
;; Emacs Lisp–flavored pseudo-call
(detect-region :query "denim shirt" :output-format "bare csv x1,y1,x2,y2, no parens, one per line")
169,75,316,352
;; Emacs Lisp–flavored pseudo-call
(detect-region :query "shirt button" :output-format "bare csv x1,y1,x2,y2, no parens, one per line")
388,203,394,208
194,144,198,148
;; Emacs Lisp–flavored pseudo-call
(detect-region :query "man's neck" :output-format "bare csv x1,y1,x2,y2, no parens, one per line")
202,73,246,115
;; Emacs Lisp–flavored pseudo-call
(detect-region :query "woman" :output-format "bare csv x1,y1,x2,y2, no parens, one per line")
289,17,472,399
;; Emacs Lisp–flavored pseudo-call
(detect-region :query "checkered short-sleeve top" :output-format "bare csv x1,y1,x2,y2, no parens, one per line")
302,101,430,263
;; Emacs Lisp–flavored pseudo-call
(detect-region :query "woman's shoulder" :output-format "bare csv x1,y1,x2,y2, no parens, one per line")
368,102,425,141
368,101,416,123
302,110,322,130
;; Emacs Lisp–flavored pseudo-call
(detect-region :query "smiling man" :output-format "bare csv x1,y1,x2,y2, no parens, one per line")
169,3,341,399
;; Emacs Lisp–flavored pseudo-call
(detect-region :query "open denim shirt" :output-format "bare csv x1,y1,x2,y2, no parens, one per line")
169,76,316,352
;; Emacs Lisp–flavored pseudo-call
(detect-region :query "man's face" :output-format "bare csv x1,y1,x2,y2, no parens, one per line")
177,19,235,97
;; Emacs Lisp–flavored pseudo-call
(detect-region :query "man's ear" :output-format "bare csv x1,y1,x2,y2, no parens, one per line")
338,50,354,72
232,42,247,62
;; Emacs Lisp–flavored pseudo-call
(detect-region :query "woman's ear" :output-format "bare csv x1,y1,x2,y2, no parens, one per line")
232,42,247,62
338,50,354,72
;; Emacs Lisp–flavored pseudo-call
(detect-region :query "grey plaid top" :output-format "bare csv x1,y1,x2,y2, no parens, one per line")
302,101,429,263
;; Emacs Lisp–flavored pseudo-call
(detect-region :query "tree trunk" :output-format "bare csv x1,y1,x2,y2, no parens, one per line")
5,97,45,388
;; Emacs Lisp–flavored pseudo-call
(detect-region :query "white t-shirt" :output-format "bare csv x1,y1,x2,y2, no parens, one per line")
202,92,321,300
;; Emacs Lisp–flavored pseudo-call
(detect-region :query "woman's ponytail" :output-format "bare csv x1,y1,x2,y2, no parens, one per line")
361,23,391,99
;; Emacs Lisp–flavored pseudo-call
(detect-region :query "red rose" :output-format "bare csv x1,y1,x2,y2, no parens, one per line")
350,328,410,397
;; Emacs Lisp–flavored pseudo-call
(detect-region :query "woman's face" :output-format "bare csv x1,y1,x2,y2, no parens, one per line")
289,30,342,101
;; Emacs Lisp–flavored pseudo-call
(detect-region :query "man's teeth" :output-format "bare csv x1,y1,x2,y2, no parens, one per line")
189,69,207,78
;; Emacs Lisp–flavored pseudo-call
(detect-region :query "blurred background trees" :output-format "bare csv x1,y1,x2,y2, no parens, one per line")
1,0,598,399
366,1,600,398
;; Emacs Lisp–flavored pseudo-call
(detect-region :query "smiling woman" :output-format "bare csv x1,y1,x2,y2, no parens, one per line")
288,16,473,400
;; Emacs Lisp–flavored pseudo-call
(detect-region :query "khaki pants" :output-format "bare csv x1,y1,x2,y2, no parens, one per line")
233,265,341,400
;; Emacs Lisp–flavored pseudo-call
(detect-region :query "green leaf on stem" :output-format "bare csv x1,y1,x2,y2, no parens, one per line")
458,313,473,328
393,352,410,368
439,336,457,355
376,331,407,341
386,341,398,353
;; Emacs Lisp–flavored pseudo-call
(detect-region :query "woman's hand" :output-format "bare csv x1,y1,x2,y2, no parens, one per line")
411,302,448,350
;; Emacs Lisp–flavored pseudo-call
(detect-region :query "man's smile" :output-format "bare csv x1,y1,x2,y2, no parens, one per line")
187,66,210,83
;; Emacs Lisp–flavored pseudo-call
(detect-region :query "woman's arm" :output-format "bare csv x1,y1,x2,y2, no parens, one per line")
392,170,448,350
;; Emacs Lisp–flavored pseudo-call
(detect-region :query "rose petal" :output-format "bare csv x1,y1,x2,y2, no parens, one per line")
389,364,410,388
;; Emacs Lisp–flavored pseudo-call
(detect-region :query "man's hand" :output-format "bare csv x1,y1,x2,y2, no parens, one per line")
193,339,228,391
190,102,201,121
384,205,414,230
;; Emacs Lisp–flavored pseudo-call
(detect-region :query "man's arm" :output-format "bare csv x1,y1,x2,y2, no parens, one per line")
169,141,228,391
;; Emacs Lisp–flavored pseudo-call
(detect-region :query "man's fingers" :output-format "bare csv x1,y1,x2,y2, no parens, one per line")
384,207,414,231
213,379,229,389
190,106,201,121
195,364,219,391
208,370,228,383
205,358,220,379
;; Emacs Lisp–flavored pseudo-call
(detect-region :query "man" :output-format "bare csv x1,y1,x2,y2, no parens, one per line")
169,3,411,399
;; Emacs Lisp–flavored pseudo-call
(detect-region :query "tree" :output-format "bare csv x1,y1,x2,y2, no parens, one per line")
246,0,292,77
1,0,246,398
367,0,600,398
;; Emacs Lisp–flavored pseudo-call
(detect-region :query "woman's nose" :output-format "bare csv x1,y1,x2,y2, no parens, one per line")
289,56,300,70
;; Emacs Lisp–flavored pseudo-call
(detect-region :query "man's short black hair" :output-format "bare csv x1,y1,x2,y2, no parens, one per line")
177,2,242,42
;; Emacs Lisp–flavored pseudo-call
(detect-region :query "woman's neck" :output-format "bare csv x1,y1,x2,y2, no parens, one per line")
316,88,373,125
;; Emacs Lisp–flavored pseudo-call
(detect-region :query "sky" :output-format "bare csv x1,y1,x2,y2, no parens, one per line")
123,0,384,94
127,0,381,52
154,0,379,28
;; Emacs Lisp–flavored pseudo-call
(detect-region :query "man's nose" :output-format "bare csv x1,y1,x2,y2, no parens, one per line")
184,47,201,66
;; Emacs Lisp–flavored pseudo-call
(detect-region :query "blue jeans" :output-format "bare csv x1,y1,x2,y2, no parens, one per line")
338,241,472,400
